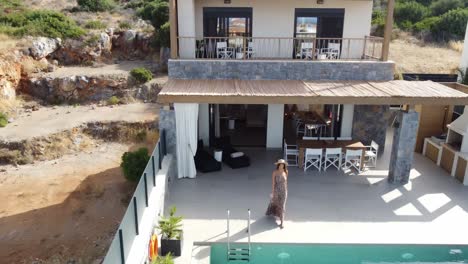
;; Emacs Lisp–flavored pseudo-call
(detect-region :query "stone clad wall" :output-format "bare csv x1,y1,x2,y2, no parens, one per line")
388,110,419,184
159,108,177,156
352,105,391,152
168,59,395,81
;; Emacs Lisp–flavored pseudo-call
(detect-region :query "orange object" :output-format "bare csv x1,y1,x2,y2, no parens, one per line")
149,233,158,261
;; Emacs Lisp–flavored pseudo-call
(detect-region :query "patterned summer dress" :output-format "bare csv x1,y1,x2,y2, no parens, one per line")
265,172,288,218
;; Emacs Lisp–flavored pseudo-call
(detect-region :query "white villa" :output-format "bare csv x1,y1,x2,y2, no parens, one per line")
103,1,468,264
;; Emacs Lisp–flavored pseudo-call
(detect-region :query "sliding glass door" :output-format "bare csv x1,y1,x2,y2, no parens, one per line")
203,7,252,38
294,9,344,59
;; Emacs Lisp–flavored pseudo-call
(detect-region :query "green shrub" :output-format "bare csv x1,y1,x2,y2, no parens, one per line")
430,0,464,16
395,1,430,27
84,20,107,29
77,0,115,12
118,21,132,29
137,0,169,29
0,112,7,127
120,147,150,182
0,0,23,14
130,67,153,84
413,16,441,32
84,34,100,46
431,8,468,38
107,96,120,105
0,10,85,38
157,21,170,47
152,253,174,264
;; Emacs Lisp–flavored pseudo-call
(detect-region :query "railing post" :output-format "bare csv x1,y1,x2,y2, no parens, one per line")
311,38,316,60
158,142,163,169
162,129,167,156
152,156,156,187
118,229,125,264
133,197,139,235
143,173,148,207
362,36,368,59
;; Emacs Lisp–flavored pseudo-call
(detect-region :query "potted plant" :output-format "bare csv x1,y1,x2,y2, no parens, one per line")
158,206,183,256
152,253,174,264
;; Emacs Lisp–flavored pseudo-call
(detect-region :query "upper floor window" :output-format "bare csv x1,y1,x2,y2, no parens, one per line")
204,7,252,38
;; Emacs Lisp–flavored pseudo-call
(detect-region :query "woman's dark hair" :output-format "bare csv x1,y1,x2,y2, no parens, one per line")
276,163,288,175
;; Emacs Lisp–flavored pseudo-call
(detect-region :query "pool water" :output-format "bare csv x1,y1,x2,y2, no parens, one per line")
210,243,468,264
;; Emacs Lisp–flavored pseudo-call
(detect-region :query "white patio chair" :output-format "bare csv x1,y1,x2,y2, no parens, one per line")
217,42,233,59
246,41,255,59
296,42,314,59
324,148,342,171
284,139,299,166
304,148,323,172
321,42,341,59
337,137,352,141
343,149,363,173
303,136,319,140
365,140,379,168
305,124,325,137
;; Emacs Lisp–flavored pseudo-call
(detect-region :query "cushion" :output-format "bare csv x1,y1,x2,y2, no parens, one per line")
230,152,244,158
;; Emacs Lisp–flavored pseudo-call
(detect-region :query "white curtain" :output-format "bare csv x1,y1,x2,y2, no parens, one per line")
174,103,199,179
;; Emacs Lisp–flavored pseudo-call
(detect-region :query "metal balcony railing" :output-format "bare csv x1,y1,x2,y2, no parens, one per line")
177,36,384,61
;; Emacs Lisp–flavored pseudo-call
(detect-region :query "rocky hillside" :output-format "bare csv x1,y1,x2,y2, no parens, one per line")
0,0,169,125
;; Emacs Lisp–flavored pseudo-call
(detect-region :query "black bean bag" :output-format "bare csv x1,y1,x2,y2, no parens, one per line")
194,140,221,173
214,136,251,169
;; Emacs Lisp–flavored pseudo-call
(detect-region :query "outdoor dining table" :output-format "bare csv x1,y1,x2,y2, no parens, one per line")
297,139,367,170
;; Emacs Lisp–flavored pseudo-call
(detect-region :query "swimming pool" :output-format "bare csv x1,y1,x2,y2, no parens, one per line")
210,243,468,264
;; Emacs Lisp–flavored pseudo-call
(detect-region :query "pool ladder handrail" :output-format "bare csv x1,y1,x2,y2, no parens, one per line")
226,209,251,262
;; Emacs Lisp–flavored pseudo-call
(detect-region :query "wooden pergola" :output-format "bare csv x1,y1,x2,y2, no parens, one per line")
158,79,468,105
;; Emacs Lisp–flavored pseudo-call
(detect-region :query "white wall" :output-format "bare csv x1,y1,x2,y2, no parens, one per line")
460,22,468,73
176,0,373,58
198,103,210,145
266,104,284,148
340,104,354,137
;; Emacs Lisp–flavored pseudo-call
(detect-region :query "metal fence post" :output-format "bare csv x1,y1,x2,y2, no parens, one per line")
158,142,162,169
118,229,125,264
143,173,148,207
133,197,139,235
162,129,167,155
152,156,156,187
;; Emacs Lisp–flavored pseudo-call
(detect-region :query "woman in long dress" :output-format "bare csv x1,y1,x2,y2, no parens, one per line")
266,159,288,228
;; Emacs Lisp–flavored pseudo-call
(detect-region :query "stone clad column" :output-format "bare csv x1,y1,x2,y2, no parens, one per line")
388,110,419,184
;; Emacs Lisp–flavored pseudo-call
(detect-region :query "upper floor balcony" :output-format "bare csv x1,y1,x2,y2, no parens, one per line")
177,35,384,61
169,0,395,81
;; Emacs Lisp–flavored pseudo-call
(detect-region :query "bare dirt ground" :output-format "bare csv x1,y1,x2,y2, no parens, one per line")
389,38,462,74
0,101,160,263
1,103,159,141
0,143,137,263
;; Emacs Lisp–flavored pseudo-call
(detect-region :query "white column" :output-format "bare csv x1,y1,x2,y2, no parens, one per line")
266,104,284,149
177,0,196,58
340,104,354,137
198,104,209,145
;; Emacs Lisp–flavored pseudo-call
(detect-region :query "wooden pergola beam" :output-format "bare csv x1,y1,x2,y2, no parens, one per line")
169,0,178,59
382,0,395,61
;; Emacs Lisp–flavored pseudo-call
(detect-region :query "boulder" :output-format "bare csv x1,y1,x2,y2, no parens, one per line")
29,37,61,60
0,54,22,100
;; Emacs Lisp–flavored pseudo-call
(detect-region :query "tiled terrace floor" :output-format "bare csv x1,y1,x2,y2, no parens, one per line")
166,131,468,263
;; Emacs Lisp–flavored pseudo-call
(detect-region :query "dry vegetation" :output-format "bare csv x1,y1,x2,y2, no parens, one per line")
389,33,463,74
